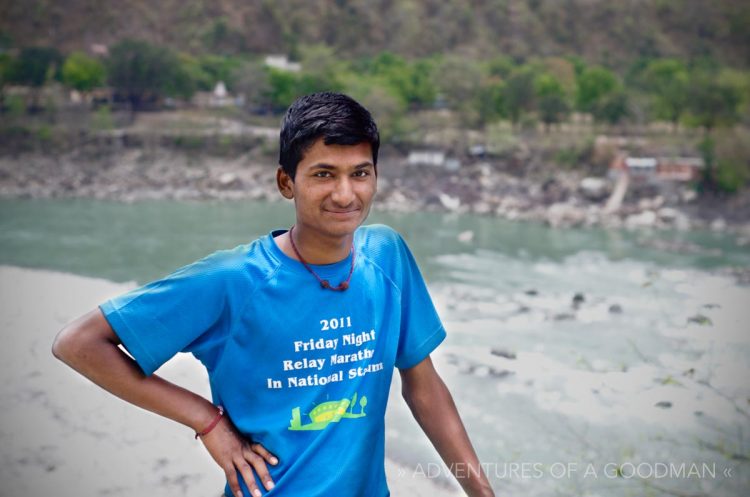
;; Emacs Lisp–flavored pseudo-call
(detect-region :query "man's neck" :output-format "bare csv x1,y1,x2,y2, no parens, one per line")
278,226,354,265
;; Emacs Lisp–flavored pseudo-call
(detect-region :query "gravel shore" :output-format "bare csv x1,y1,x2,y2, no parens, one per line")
2,145,748,240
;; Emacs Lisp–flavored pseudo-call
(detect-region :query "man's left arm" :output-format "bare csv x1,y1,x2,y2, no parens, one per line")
400,356,496,497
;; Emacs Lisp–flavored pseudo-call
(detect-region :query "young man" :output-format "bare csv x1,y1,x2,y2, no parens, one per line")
52,92,494,497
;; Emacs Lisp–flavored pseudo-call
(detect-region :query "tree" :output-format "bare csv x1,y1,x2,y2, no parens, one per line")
106,39,192,110
475,78,505,125
364,52,437,108
686,71,741,131
231,60,272,111
592,89,629,125
503,67,536,126
576,66,629,124
714,129,750,193
575,66,618,113
178,54,214,93
6,47,63,110
534,73,569,128
404,59,437,108
62,52,105,92
343,73,408,143
434,56,484,125
296,44,345,96
199,55,242,90
0,53,13,108
10,47,62,88
642,59,689,125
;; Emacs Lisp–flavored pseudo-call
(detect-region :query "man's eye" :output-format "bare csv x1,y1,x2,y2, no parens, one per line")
353,170,370,177
314,171,332,177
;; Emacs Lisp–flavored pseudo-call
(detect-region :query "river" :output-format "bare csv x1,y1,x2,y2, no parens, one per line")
1,197,748,496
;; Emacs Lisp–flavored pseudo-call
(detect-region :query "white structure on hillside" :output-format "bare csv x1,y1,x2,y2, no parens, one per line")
264,55,301,72
408,151,446,167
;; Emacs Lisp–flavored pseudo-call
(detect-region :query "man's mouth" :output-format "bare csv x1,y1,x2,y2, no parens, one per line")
324,208,360,214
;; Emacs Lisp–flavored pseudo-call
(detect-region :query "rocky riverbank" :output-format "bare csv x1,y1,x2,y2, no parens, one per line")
1,143,749,242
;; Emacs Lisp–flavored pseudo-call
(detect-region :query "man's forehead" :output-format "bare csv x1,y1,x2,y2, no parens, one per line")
298,139,374,167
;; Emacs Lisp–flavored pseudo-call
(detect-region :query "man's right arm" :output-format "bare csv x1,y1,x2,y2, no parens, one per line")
52,308,277,497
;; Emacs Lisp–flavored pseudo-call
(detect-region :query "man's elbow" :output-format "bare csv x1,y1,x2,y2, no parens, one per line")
52,324,79,364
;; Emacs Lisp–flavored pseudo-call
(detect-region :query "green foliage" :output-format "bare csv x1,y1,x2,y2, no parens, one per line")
257,44,348,110
0,31,12,51
91,105,114,130
296,44,345,94
62,52,105,92
201,17,245,54
106,39,193,109
9,47,63,87
503,67,536,125
685,71,742,130
554,138,594,169
565,55,587,78
542,57,577,97
0,53,13,87
534,73,569,126
697,136,718,193
476,79,505,125
342,73,409,143
485,56,515,78
716,158,749,193
354,52,437,108
642,59,689,123
576,66,618,112
266,68,299,109
5,94,25,117
376,54,435,107
593,89,629,124
177,54,214,93
174,53,245,94
231,60,272,109
575,66,630,123
36,124,53,141
714,129,750,193
435,56,484,124
199,55,243,90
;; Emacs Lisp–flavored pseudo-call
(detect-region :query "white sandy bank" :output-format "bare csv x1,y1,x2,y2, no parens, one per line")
0,265,461,497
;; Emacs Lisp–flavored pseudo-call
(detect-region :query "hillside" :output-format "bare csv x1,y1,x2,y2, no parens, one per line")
1,0,748,67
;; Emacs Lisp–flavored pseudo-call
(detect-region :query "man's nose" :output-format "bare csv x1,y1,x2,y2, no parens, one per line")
331,177,355,206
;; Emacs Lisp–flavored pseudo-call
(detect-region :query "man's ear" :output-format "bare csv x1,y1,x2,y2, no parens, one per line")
276,167,294,199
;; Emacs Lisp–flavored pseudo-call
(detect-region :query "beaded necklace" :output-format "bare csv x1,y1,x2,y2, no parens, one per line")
288,225,355,291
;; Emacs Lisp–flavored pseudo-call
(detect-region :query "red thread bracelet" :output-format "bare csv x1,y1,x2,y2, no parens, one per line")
195,406,224,439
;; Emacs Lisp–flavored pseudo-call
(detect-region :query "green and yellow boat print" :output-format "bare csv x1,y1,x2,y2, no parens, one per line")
288,392,368,431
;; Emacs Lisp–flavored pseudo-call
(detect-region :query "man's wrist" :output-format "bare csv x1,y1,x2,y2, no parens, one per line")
189,400,224,433
195,405,224,439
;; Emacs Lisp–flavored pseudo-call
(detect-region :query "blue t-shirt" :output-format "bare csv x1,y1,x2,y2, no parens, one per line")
99,224,446,497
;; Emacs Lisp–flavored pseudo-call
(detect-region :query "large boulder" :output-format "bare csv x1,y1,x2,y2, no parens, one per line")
579,177,610,201
625,210,658,229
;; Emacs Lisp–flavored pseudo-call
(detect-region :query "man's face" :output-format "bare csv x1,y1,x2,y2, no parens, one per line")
277,138,377,240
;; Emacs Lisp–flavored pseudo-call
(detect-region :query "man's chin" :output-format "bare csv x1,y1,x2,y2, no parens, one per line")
322,216,367,237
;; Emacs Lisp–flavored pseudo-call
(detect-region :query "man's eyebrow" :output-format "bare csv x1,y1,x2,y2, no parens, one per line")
311,162,374,169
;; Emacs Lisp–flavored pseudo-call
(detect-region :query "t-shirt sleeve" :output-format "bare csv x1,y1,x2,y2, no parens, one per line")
393,233,446,370
98,253,234,376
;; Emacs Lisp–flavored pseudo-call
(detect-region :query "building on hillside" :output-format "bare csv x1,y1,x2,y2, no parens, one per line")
407,151,461,171
656,157,704,181
192,81,238,108
264,55,301,72
90,43,108,56
609,155,703,183
408,151,446,167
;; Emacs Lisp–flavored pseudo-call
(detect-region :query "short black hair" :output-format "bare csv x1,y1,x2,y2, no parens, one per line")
279,92,380,179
